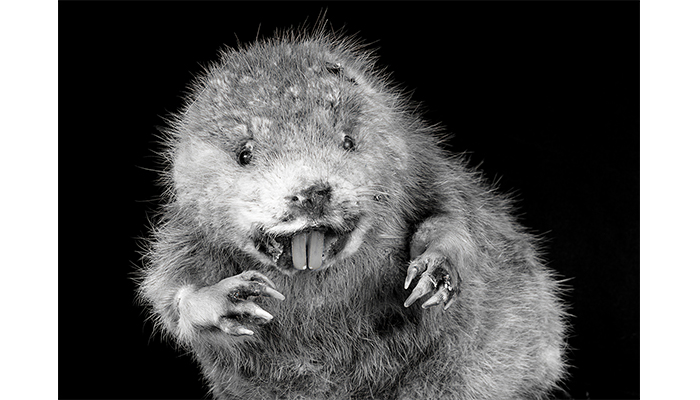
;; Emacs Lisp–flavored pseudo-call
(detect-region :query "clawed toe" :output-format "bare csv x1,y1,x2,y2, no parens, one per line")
214,271,285,336
403,253,459,310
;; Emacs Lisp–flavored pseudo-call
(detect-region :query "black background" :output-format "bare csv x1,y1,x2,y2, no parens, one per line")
60,2,639,399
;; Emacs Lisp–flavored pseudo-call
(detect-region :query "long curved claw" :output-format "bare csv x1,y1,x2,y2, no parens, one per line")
219,318,255,336
404,265,419,290
404,273,436,307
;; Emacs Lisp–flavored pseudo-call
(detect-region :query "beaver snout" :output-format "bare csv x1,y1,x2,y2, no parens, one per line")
287,183,333,219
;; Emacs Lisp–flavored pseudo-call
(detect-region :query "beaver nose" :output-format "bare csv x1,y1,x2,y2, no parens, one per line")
288,183,332,217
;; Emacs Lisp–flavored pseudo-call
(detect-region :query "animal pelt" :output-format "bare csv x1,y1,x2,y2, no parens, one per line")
138,26,568,400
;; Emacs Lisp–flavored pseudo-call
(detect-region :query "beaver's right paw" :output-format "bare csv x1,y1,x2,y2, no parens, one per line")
178,271,285,337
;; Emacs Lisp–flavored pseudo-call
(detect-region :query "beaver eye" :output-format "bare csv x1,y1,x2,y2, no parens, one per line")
238,148,253,166
342,135,355,151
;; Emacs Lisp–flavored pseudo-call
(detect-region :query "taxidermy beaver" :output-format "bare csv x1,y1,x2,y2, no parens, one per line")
138,27,568,400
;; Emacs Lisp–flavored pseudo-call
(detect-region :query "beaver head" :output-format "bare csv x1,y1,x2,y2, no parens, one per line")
167,39,411,274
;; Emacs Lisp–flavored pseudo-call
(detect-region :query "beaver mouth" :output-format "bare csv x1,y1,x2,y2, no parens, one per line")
253,226,353,271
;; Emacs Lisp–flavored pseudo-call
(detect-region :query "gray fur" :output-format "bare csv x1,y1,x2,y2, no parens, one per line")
138,28,568,400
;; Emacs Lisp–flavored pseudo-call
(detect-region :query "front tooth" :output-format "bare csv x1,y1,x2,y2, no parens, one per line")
307,230,324,270
291,232,307,270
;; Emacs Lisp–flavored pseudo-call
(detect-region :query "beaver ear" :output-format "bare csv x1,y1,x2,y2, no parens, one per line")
324,61,357,85
324,61,343,76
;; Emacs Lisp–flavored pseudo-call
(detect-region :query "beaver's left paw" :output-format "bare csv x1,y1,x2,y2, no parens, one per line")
403,252,460,310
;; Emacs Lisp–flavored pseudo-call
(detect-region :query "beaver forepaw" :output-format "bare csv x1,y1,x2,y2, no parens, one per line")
216,271,286,336
178,271,285,337
403,253,459,310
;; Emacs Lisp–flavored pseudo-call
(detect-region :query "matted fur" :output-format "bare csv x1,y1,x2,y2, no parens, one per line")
138,26,568,400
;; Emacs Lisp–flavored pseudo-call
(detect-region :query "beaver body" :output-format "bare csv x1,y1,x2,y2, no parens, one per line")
138,30,567,399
